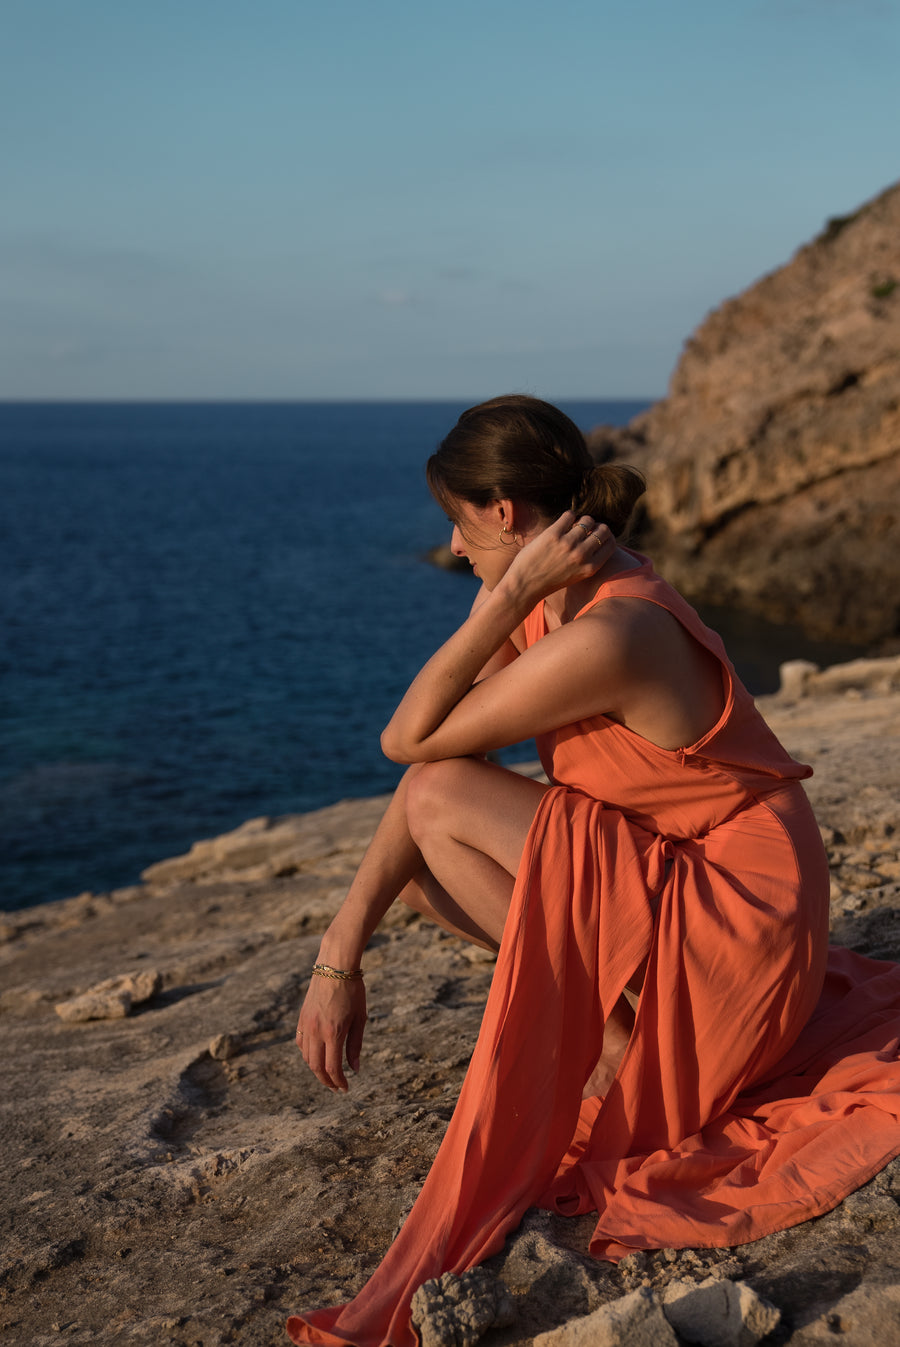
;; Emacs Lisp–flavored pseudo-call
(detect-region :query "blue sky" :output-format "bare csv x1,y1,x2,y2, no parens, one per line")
2,0,897,400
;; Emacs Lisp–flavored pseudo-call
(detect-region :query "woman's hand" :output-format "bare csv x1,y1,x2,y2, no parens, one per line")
500,512,615,608
296,974,367,1093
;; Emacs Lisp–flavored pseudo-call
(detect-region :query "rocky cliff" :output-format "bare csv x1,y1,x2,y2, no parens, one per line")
590,181,900,647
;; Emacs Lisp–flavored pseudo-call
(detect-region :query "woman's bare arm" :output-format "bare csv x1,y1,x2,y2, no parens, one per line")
468,582,525,679
296,763,428,1092
381,514,616,763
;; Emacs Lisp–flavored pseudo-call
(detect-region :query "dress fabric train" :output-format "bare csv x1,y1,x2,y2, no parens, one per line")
287,555,900,1347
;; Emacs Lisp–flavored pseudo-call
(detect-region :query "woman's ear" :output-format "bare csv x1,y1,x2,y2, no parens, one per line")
494,498,517,533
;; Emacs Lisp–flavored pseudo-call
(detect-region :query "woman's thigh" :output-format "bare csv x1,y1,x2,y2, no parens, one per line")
405,756,550,877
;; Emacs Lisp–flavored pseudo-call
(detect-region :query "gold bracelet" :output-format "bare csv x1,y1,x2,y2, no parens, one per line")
312,962,364,982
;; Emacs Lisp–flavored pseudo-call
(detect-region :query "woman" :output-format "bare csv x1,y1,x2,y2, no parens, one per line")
289,396,900,1347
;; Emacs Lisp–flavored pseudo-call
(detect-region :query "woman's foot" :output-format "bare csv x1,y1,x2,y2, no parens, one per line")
582,994,636,1099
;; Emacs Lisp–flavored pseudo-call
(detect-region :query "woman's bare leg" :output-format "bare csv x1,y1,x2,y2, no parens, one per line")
399,867,502,951
582,995,636,1098
314,757,545,966
403,756,550,948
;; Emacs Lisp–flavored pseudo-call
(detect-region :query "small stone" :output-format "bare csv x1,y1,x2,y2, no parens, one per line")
54,969,162,1022
209,1033,242,1060
662,1277,780,1347
55,989,131,1022
107,969,162,1004
778,660,819,700
411,1267,515,1347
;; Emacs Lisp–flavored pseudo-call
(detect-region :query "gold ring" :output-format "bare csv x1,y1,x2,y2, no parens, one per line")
593,533,604,550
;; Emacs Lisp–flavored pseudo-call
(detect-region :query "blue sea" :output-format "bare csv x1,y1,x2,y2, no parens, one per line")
0,401,858,913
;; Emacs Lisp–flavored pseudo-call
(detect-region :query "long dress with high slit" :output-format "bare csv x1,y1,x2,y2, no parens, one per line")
287,554,900,1347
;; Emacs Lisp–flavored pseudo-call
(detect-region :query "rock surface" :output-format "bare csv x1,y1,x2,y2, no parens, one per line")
1,658,900,1346
661,1277,780,1347
588,181,900,647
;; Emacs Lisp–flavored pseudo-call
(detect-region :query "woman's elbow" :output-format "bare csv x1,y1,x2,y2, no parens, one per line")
380,725,413,763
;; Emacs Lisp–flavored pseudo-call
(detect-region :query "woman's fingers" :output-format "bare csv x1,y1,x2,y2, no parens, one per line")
296,980,367,1093
299,1025,346,1092
300,1032,334,1091
570,515,614,564
554,511,608,548
346,1012,366,1075
324,1036,349,1093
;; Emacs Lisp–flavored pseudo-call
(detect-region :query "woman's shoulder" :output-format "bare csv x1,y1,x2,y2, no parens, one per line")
575,593,681,669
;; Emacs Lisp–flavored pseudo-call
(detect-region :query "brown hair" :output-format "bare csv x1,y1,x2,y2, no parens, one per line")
426,394,644,537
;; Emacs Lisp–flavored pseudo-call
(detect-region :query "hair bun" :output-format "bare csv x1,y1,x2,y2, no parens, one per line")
576,463,645,536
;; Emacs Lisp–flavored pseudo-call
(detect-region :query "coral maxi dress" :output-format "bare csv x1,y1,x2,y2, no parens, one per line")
288,555,900,1347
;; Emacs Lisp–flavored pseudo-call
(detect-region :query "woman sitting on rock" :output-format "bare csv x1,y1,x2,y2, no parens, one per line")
289,394,900,1347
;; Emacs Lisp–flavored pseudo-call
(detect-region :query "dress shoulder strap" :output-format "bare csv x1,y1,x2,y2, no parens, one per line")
577,551,733,669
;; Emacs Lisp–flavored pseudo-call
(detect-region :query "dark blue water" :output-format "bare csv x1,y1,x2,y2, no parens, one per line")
0,401,858,912
0,400,638,910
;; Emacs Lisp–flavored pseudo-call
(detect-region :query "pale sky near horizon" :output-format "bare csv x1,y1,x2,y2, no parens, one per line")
2,0,898,401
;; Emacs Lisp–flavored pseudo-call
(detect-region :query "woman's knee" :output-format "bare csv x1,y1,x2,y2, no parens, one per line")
405,757,474,848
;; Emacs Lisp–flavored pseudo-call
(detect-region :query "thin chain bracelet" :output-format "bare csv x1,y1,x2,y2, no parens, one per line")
312,962,364,981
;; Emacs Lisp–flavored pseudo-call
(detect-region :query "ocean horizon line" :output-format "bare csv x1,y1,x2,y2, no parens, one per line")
0,394,660,408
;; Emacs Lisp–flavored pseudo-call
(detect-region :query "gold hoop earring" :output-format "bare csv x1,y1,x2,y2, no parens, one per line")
499,526,519,546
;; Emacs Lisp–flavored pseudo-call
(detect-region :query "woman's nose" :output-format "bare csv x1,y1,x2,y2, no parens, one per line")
450,524,466,557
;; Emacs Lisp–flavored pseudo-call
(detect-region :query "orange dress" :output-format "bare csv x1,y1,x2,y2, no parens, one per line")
287,556,900,1347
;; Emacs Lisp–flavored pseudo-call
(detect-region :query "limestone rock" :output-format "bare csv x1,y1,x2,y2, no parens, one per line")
54,987,132,1021
530,1286,677,1347
496,1214,604,1323
410,1267,515,1347
661,1277,780,1346
776,659,821,701
589,181,900,646
208,1032,242,1060
54,969,161,1022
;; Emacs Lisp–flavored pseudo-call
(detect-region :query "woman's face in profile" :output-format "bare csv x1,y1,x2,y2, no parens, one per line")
446,498,517,590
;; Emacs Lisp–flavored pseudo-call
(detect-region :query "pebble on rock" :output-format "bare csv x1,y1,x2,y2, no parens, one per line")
54,970,162,1022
